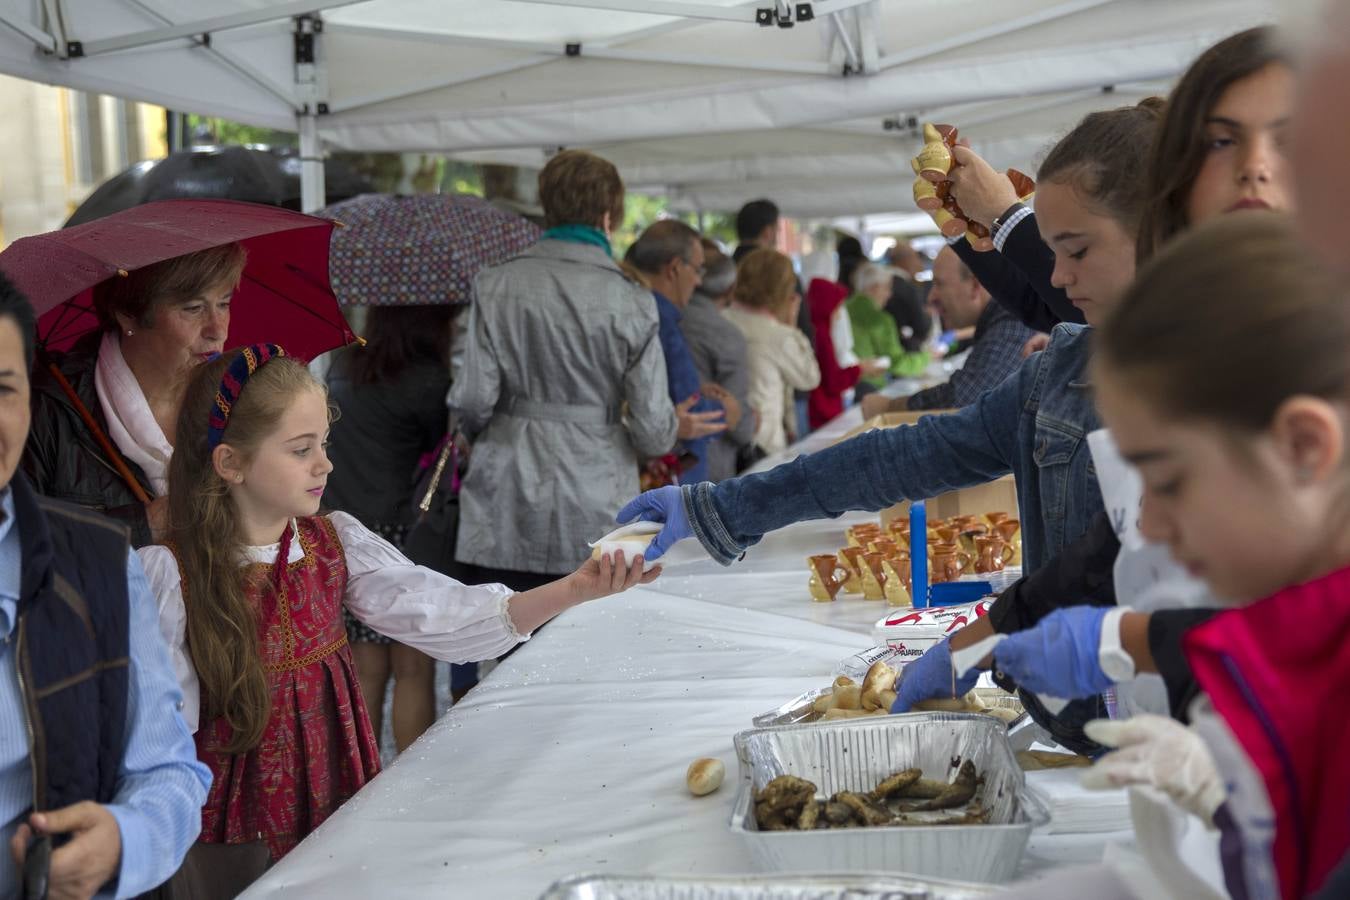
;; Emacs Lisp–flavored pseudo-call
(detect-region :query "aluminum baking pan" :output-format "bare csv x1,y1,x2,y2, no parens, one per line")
539,872,994,899
752,689,1025,731
730,714,1049,883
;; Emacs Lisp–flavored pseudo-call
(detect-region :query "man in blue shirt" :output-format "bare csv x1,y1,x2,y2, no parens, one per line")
628,221,731,484
0,273,210,899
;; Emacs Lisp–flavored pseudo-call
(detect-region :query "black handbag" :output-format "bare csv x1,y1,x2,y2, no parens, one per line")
401,437,470,579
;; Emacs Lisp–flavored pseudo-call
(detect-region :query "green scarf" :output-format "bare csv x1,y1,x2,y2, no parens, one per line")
542,224,611,255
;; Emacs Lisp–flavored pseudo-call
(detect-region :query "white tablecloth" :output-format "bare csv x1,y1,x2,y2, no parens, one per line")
244,408,1130,899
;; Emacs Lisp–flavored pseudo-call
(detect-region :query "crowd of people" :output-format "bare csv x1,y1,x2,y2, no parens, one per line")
1,7,1349,900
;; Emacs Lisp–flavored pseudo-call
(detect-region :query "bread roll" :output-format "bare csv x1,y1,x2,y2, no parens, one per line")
830,684,862,710
591,534,654,561
860,661,898,711
686,757,725,796
821,707,885,720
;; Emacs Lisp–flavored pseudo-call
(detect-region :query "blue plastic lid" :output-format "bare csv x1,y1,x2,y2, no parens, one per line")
927,581,994,605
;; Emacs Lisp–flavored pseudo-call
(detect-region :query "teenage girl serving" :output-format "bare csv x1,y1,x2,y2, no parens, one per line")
139,346,656,864
1085,214,1350,899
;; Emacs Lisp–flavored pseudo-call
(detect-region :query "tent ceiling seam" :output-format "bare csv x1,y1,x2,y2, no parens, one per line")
0,13,56,51
116,0,299,109
326,22,833,76
877,0,1120,71
78,0,369,56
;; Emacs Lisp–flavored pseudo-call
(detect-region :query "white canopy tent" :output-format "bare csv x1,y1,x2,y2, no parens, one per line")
0,0,1275,216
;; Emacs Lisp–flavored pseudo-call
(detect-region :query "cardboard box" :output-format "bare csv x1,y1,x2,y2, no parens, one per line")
879,475,1019,525
834,410,957,445
835,411,1019,523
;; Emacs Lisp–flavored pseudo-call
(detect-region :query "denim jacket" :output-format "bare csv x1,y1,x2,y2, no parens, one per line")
685,323,1101,573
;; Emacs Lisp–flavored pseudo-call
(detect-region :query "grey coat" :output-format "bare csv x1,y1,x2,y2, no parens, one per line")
679,292,756,481
449,239,677,573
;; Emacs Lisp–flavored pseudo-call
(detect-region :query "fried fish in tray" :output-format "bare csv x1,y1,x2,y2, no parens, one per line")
751,760,988,831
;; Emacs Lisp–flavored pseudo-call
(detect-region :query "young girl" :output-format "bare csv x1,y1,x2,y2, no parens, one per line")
1086,213,1350,899
140,346,656,865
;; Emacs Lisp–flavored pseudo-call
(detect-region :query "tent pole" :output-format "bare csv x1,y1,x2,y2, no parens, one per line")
299,113,325,213
295,14,327,213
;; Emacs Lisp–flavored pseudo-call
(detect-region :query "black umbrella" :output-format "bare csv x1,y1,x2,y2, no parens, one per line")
64,145,373,227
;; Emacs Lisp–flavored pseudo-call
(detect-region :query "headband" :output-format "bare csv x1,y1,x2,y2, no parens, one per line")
207,343,286,450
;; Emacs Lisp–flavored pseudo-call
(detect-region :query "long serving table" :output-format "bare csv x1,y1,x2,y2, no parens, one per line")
244,389,1130,898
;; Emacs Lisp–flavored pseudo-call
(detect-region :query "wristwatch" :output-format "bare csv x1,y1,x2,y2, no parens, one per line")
990,202,1026,236
1097,607,1137,683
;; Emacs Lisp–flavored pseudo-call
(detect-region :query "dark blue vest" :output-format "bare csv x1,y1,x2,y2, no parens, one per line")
13,472,130,813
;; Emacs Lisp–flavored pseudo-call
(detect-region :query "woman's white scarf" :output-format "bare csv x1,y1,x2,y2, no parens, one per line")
94,332,172,496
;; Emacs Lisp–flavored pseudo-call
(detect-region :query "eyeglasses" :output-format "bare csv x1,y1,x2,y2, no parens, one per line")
681,257,707,278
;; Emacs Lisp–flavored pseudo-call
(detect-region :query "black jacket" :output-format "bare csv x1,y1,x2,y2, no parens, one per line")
23,340,153,548
987,509,1219,720
13,471,131,818
324,353,449,527
952,212,1086,333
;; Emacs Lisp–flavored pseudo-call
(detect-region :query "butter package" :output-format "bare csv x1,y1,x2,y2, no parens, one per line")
870,599,995,663
869,609,946,664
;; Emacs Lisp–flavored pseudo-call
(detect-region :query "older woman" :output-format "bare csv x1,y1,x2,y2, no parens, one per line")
722,249,821,456
846,262,930,390
23,244,243,546
450,150,677,587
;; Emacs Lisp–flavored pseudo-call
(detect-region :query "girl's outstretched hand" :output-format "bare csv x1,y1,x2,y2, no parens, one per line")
568,550,661,604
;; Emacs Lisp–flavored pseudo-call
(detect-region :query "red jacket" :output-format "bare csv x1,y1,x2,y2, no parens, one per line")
1184,564,1350,899
805,277,861,429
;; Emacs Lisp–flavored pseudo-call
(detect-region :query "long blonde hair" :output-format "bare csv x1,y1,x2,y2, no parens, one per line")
168,350,324,753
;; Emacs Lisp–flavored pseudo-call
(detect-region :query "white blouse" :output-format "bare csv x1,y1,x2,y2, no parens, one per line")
138,511,524,732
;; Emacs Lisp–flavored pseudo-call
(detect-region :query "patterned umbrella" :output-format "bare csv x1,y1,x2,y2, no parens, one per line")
316,193,541,306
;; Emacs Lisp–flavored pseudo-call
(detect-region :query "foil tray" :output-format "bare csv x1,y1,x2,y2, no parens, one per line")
539,872,994,899
729,714,1049,883
751,689,1025,731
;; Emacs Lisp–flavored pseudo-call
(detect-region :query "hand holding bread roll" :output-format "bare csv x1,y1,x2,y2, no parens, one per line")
860,661,899,712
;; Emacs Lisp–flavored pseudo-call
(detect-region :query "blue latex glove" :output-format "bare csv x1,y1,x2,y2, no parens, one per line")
890,640,980,713
991,606,1114,699
615,486,691,562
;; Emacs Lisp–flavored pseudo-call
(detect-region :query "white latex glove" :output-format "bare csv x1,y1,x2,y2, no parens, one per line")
1082,715,1227,826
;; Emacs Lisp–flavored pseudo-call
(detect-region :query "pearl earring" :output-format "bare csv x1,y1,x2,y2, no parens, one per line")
235,476,243,484
125,329,134,337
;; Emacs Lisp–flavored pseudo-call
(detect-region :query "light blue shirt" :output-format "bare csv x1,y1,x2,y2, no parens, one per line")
0,486,211,899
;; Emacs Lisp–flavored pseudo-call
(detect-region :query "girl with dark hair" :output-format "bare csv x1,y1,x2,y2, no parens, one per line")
1084,214,1350,900
324,304,456,752
1136,26,1293,261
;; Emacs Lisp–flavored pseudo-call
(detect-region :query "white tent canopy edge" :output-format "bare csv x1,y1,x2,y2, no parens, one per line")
0,0,1276,216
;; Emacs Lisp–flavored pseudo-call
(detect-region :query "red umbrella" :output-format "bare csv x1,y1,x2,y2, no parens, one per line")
0,198,356,505
0,198,356,361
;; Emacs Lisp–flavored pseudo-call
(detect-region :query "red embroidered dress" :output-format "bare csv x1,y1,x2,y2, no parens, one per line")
188,516,381,861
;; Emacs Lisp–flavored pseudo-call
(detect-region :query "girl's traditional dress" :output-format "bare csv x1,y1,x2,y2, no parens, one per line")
139,512,525,860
